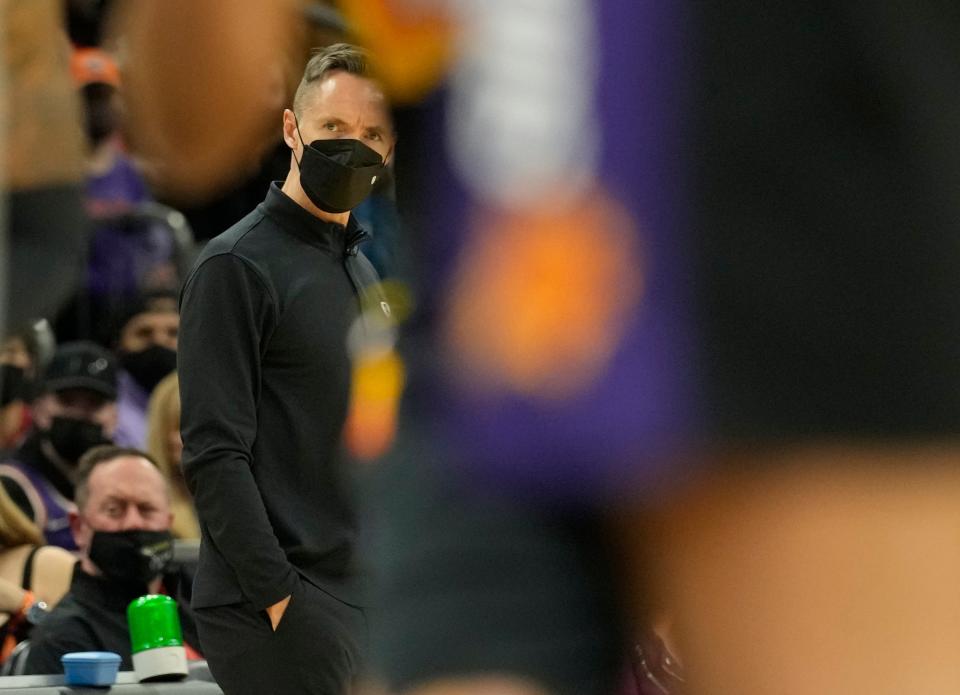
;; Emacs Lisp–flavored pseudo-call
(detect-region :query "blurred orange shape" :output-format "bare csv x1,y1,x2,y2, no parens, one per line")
344,348,406,461
338,0,457,104
445,190,645,401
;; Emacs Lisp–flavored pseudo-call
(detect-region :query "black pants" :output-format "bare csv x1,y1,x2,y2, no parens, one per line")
194,576,365,695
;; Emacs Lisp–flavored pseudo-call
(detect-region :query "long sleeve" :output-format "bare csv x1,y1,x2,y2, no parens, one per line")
23,617,93,674
178,253,297,611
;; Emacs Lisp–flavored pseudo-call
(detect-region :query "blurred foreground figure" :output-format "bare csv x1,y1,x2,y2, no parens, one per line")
0,0,88,333
359,2,960,695
364,0,688,693
639,3,960,693
112,0,299,202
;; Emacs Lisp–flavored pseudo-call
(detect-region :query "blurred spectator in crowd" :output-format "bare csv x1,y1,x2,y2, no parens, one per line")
146,373,198,540
0,321,57,455
23,445,198,674
54,47,177,344
0,342,116,549
76,48,176,295
0,330,40,453
0,484,76,664
112,291,178,449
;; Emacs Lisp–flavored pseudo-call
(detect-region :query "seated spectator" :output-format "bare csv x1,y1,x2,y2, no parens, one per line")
146,373,199,539
113,291,178,449
0,342,117,549
0,485,77,663
23,445,198,674
0,328,41,453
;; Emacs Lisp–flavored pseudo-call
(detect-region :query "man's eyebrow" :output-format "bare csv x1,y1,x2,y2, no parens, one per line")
364,125,387,136
317,116,347,126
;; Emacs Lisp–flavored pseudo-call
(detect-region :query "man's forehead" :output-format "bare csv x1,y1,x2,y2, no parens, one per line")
303,71,391,121
88,457,167,500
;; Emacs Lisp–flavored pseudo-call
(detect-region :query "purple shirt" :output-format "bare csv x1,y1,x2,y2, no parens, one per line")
428,0,697,503
113,370,149,449
85,153,175,297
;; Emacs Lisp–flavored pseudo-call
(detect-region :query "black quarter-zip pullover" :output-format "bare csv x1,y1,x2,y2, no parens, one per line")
179,183,376,611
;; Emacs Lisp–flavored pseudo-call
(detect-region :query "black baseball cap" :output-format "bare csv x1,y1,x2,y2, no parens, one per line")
42,341,117,400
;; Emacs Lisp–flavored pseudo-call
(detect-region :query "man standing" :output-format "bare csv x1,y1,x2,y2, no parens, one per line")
0,341,116,549
178,44,394,694
23,445,197,674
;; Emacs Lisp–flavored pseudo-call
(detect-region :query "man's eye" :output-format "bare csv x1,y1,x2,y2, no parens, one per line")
324,122,338,131
367,132,382,142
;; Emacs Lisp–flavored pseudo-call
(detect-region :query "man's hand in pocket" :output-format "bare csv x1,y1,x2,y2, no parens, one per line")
266,594,291,632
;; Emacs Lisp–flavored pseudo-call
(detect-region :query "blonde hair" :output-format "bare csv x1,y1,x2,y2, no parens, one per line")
146,373,180,482
0,484,43,548
145,372,200,539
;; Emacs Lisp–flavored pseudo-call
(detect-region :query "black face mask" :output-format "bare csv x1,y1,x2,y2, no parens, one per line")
88,529,174,585
0,365,26,407
120,345,176,394
294,119,385,214
82,84,120,148
44,416,111,464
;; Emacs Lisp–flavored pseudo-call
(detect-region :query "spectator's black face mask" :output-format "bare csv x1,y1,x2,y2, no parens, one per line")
88,529,174,585
82,83,120,148
44,416,110,464
293,117,385,214
120,345,176,394
0,365,26,407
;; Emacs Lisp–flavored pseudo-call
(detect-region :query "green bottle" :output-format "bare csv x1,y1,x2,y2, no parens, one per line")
127,595,188,682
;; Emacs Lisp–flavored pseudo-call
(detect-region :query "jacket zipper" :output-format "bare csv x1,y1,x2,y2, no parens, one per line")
345,228,369,257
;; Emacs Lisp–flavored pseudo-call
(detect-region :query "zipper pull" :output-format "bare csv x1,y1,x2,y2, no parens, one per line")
346,229,369,257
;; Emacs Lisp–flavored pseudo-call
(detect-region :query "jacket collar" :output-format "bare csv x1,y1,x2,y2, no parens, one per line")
258,182,365,257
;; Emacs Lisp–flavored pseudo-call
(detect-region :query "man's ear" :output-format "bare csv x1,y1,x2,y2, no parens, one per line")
282,108,300,151
68,508,84,548
31,394,52,430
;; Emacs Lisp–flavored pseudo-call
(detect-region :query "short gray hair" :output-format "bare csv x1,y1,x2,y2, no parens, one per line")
292,43,369,116
75,445,167,511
